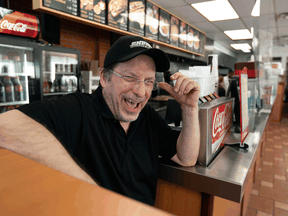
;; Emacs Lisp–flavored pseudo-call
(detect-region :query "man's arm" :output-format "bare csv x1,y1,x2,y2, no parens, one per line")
159,72,201,166
0,110,98,185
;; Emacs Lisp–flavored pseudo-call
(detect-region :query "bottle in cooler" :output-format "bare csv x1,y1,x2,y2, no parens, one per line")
0,78,6,103
13,76,24,101
19,76,27,101
3,76,15,102
53,78,59,92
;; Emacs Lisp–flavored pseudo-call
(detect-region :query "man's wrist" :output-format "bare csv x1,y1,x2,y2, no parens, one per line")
181,105,199,114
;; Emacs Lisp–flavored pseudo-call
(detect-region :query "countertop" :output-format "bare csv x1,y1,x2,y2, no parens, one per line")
158,110,271,203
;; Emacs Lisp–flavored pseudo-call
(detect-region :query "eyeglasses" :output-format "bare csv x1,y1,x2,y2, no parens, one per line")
107,69,159,91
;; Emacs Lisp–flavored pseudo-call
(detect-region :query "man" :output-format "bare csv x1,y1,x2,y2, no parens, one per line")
0,36,200,205
223,69,234,94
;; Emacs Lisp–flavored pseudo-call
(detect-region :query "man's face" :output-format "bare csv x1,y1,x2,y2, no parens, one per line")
101,55,156,123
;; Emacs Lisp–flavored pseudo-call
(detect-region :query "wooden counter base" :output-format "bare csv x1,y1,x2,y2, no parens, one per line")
0,148,173,216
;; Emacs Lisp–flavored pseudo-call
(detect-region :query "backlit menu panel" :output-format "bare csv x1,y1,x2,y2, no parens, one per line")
145,1,159,40
80,0,106,24
107,0,128,30
158,9,170,44
128,0,145,36
43,0,78,16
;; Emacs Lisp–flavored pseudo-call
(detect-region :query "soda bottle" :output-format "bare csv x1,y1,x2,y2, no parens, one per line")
13,76,24,101
53,78,59,92
0,78,6,103
3,76,15,102
19,76,27,101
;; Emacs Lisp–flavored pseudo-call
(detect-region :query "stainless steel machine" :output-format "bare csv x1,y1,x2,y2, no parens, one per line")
168,94,234,167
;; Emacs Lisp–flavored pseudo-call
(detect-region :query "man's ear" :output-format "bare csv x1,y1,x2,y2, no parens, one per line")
100,69,106,87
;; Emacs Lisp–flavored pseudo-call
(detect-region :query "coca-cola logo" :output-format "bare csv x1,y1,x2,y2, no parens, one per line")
0,11,39,38
212,102,232,144
0,20,28,33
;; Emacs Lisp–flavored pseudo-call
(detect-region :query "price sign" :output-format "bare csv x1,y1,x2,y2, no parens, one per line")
239,67,249,142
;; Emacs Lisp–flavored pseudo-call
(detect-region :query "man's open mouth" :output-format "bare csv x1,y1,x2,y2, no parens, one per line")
124,99,140,110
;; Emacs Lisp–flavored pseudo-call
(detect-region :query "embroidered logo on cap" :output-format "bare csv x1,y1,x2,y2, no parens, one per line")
130,41,152,49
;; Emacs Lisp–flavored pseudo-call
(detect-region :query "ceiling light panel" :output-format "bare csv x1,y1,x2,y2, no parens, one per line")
230,43,252,50
224,29,253,40
191,0,239,22
251,0,260,17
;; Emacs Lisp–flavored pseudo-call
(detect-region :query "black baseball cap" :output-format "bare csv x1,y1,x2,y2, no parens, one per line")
104,35,170,72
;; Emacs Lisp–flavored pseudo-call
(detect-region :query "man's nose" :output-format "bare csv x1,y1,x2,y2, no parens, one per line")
132,81,146,97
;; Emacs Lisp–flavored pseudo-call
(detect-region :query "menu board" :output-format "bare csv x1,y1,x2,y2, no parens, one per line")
193,29,200,53
186,25,194,52
80,0,106,24
128,0,145,36
170,16,179,47
158,9,170,44
145,1,159,40
107,0,128,30
179,20,187,49
43,0,78,16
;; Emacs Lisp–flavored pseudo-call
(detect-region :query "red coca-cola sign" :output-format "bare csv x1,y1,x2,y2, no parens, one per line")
212,102,233,145
0,8,39,38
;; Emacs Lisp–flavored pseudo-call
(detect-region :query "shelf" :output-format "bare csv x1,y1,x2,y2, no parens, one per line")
32,0,205,58
0,100,29,107
43,92,74,96
43,71,76,76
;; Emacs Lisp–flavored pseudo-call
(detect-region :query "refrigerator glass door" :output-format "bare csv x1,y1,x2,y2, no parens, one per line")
0,44,34,113
42,50,78,97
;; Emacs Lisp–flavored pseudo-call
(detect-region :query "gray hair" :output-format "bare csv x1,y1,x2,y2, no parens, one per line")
102,63,120,81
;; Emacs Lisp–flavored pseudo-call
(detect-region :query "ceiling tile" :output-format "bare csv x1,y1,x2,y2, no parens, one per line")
230,0,255,18
151,0,187,9
276,16,288,27
278,26,288,37
260,0,275,15
274,0,288,14
167,5,207,24
191,21,221,33
212,32,232,40
213,19,247,31
259,14,277,29
241,16,255,30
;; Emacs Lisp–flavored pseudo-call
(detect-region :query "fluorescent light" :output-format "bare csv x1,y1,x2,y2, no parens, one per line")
191,0,239,22
241,49,251,53
251,0,261,17
230,43,252,50
224,29,253,40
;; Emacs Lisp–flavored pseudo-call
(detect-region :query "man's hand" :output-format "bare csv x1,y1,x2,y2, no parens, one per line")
159,72,200,109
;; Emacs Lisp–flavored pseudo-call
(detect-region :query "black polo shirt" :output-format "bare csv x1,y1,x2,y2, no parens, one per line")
17,87,180,205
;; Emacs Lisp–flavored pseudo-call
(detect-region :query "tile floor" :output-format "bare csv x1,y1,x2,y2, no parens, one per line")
247,104,288,216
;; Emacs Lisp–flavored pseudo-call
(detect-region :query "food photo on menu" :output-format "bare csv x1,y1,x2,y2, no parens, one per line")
107,0,128,30
93,0,106,24
145,1,159,40
179,20,187,50
187,25,194,52
128,0,145,36
158,9,170,44
193,30,200,53
170,16,179,47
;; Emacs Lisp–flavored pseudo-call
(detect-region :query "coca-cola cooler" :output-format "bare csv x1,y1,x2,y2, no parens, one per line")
168,95,234,167
39,46,81,101
0,7,81,113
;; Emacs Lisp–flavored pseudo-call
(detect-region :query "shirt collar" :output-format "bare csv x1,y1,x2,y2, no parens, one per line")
91,86,145,121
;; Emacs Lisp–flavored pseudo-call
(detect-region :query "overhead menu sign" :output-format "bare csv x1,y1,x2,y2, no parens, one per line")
43,0,78,16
